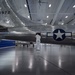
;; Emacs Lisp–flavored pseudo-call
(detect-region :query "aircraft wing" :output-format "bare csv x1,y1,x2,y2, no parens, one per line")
0,0,75,46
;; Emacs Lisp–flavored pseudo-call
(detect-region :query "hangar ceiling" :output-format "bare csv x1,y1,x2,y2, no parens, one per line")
11,0,75,26
0,0,75,33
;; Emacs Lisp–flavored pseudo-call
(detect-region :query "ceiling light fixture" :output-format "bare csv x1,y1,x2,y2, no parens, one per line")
73,5,75,8
28,16,30,18
24,4,27,7
61,22,64,25
65,16,68,18
21,22,25,26
6,20,10,23
45,23,47,25
47,16,49,18
58,20,64,25
49,4,51,7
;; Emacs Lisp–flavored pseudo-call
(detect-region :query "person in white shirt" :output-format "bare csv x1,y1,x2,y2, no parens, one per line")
35,33,41,50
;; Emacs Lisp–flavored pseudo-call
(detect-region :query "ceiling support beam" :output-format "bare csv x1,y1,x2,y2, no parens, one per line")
26,0,32,20
51,0,65,26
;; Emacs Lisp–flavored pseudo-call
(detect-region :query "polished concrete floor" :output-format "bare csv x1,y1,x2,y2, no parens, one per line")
0,44,75,75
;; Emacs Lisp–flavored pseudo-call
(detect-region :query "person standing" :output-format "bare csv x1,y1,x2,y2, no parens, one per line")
35,33,41,50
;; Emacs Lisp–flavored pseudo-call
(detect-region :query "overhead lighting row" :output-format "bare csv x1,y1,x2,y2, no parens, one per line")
24,4,75,25
45,4,52,24
65,5,75,19
47,4,75,25
62,5,75,25
46,4,51,18
24,4,51,7
24,3,51,20
24,4,30,19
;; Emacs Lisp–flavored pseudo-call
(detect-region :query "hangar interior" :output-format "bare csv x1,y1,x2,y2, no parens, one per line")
0,0,75,75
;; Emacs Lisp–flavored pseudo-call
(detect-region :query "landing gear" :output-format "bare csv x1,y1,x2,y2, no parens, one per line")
27,44,28,48
30,42,34,48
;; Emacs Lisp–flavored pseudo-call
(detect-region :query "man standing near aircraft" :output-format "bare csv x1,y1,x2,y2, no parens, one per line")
35,33,41,50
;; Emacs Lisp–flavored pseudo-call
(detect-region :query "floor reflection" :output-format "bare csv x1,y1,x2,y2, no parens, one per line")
0,44,75,75
12,49,19,73
0,49,15,70
58,56,62,68
28,54,33,70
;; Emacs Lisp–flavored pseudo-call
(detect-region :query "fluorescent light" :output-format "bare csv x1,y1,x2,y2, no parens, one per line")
24,4,27,7
21,22,25,26
42,23,48,25
21,22,23,24
28,16,30,18
61,23,64,25
49,4,51,7
47,16,49,18
73,5,75,8
6,20,10,23
45,23,47,25
65,16,68,18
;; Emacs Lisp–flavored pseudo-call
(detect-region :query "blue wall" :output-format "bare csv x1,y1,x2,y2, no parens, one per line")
0,40,15,48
